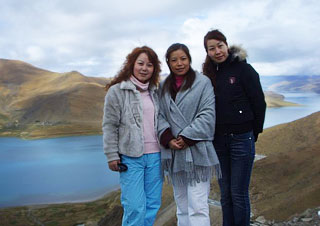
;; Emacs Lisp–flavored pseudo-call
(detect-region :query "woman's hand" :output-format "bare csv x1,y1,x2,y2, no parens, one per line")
177,136,188,149
169,139,182,150
108,160,121,171
169,136,188,150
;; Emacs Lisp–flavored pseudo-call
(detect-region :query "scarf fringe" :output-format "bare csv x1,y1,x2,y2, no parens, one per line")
161,159,221,186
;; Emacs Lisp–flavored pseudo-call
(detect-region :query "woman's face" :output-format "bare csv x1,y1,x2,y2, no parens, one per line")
133,52,154,83
168,49,190,76
206,39,229,63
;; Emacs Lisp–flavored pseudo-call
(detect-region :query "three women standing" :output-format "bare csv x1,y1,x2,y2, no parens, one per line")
158,43,220,226
102,30,266,226
203,29,266,226
102,46,163,226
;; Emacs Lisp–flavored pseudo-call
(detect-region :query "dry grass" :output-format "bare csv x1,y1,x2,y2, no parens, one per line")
251,111,320,221
0,59,109,136
0,190,122,226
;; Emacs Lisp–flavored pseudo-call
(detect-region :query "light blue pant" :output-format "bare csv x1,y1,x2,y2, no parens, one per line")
120,153,163,226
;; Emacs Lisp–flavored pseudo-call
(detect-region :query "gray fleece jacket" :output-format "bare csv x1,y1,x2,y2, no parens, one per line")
102,80,159,162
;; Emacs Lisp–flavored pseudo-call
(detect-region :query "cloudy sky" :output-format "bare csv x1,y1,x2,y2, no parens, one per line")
1,0,319,77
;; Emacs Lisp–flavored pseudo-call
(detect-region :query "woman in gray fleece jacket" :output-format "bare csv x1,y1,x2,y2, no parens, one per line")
102,46,162,226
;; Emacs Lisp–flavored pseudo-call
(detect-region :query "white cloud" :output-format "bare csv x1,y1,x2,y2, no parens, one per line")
66,59,99,67
25,46,45,62
253,57,320,76
0,0,319,77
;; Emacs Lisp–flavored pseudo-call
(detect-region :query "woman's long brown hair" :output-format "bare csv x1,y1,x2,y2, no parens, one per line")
105,46,161,91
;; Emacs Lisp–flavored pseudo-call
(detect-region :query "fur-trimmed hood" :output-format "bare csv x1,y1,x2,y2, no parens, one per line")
229,45,248,62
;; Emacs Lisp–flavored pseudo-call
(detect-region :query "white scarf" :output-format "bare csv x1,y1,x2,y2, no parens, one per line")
130,75,149,91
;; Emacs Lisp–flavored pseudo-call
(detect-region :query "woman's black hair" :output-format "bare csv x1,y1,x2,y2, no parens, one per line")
202,29,228,89
162,43,196,96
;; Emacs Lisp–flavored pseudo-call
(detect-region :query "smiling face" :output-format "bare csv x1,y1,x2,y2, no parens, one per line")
206,39,229,63
168,49,190,76
133,52,154,83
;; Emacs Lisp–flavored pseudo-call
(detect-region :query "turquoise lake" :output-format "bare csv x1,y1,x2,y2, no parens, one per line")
1,92,320,208
0,135,119,208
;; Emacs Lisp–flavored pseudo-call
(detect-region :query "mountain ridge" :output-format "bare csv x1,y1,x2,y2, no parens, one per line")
0,59,317,138
260,75,320,94
0,59,110,138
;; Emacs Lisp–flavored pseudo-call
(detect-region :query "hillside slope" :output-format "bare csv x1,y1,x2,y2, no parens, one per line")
252,111,320,220
264,91,300,107
0,59,110,138
0,59,312,139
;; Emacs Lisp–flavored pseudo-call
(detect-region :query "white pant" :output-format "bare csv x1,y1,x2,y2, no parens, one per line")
173,180,211,226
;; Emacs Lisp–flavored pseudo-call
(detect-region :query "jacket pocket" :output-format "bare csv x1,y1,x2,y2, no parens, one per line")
232,100,254,121
230,131,253,141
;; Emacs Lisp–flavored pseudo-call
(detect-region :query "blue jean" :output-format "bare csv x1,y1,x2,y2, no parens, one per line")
213,131,255,226
120,153,163,226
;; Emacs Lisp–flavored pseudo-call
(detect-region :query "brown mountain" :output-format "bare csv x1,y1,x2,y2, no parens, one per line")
260,75,320,94
264,91,300,108
269,76,320,94
251,111,320,220
0,59,110,138
0,59,307,139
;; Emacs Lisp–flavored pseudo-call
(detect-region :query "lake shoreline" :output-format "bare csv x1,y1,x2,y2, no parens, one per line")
0,154,268,210
0,106,296,140
1,91,312,140
0,185,120,210
0,129,102,140
2,92,320,210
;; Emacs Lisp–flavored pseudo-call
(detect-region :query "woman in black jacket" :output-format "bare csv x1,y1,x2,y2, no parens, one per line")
202,29,266,226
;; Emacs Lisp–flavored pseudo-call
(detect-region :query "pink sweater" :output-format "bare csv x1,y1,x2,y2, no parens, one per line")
140,90,160,154
130,75,159,154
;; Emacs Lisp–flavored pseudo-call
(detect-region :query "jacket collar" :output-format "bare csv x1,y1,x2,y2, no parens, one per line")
229,45,247,62
120,79,157,92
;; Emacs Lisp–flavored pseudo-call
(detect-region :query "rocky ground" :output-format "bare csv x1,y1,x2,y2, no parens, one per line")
251,206,320,226
154,201,320,226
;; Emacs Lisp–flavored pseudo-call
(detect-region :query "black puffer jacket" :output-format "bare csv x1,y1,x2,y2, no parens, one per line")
210,45,266,140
